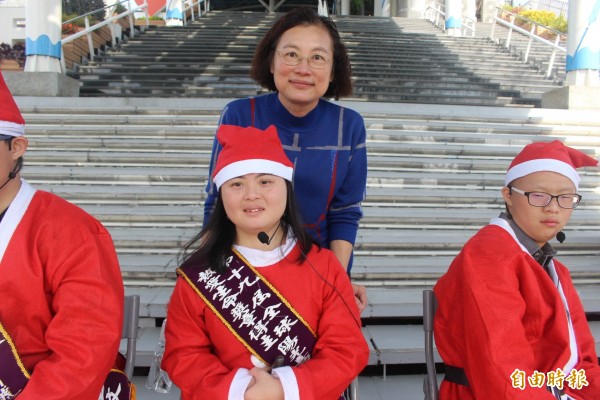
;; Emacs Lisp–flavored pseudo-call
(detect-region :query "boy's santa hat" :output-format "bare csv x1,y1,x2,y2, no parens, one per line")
505,140,598,189
0,72,25,139
213,124,294,190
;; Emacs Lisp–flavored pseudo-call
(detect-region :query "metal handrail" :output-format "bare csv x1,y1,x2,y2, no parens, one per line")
490,7,566,78
60,0,149,73
425,1,475,37
425,2,445,31
182,0,210,24
462,15,476,37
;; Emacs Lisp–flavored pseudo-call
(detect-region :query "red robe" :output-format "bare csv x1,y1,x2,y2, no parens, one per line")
434,219,600,400
0,181,124,399
162,243,369,400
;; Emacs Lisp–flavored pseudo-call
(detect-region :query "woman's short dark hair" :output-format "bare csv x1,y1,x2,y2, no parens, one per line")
179,180,315,273
250,6,353,100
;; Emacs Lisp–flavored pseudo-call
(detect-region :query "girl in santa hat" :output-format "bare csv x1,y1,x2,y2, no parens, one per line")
162,124,369,400
203,7,368,313
433,140,600,400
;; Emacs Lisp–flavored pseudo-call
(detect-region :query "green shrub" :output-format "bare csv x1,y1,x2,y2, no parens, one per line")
509,8,567,34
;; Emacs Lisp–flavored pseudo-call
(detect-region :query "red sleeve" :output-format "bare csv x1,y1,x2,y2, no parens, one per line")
18,215,124,399
162,278,239,399
293,250,369,399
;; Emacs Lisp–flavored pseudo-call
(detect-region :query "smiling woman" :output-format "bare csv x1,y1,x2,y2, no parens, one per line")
203,7,368,312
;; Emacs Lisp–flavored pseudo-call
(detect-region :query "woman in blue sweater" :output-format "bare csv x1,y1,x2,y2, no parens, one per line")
204,7,368,311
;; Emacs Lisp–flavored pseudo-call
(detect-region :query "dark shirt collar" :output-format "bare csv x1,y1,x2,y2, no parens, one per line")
0,208,6,223
499,212,557,268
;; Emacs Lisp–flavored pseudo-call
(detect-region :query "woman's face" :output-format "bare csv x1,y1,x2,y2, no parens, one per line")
221,173,287,246
502,171,576,248
271,24,334,117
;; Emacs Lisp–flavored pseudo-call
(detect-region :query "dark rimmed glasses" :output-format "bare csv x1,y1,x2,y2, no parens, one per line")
275,50,333,69
510,187,582,209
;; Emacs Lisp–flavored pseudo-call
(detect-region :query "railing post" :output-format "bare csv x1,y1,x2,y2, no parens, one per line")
547,34,560,78
85,17,95,62
524,24,535,62
128,12,135,38
189,1,195,21
505,15,514,49
490,17,496,42
144,0,149,30
109,21,117,47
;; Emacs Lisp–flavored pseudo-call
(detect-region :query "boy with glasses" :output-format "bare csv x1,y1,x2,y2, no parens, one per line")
434,140,600,399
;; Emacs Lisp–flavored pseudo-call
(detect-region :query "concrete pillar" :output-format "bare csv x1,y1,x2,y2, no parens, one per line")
341,0,350,15
445,0,462,36
165,0,184,26
464,0,476,21
396,0,427,19
24,0,62,72
374,0,383,16
480,0,500,23
381,0,391,17
565,0,599,86
543,0,600,109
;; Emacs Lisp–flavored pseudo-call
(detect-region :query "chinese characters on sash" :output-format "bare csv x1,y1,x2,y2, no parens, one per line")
178,250,317,367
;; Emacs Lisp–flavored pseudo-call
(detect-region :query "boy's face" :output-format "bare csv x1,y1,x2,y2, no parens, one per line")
502,171,576,248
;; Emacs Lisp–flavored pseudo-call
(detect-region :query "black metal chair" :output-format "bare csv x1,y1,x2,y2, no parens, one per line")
423,289,439,400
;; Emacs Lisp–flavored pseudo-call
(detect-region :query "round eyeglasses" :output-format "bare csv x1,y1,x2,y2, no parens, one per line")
510,187,582,209
275,50,333,69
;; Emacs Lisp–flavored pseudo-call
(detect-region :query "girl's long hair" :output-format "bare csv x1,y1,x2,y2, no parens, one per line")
179,180,315,273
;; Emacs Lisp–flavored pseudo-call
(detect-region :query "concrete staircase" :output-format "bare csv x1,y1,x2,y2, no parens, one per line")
73,11,564,107
16,96,600,393
13,11,600,397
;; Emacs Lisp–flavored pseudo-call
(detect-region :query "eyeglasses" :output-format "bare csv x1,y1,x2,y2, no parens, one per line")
510,187,582,209
275,50,333,69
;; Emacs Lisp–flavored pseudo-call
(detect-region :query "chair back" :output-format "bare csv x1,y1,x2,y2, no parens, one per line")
122,294,140,380
346,377,359,400
423,289,439,400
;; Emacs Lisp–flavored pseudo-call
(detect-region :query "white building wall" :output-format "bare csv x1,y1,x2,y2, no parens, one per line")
0,6,26,45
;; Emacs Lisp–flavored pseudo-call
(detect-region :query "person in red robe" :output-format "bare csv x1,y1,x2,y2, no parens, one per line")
434,140,600,400
0,72,124,399
162,124,369,400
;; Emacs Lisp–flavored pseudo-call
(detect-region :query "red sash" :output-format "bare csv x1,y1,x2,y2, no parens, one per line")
178,247,317,367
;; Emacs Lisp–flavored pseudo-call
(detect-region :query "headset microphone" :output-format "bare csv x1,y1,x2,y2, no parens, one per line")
257,232,270,245
556,231,566,243
257,222,281,246
0,158,21,191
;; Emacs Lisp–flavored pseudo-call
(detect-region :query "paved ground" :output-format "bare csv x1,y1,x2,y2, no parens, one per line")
132,374,439,399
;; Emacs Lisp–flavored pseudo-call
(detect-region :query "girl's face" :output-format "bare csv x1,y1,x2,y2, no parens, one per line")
502,171,576,248
271,24,334,117
221,173,287,247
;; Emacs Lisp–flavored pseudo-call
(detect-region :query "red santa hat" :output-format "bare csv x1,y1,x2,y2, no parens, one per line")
213,124,294,190
505,140,598,189
0,72,25,139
